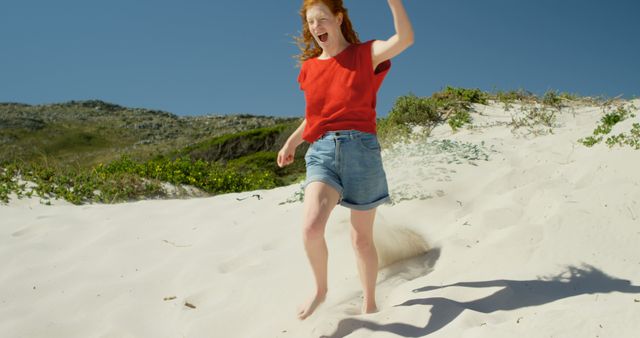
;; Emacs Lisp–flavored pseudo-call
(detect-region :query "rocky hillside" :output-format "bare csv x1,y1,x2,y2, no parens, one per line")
0,100,301,167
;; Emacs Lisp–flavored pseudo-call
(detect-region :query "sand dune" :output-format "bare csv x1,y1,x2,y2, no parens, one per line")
1,99,639,337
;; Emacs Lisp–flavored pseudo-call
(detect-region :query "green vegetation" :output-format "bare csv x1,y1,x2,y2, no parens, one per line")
2,90,637,205
509,105,558,136
378,86,583,141
542,89,562,108
495,89,537,104
579,104,638,149
493,89,535,111
0,156,277,204
494,88,582,111
604,123,640,149
1,100,304,204
378,86,487,142
0,100,297,168
0,125,302,205
177,125,288,161
448,110,472,132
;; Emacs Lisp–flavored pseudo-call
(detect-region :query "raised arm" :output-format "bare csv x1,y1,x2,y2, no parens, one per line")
372,0,415,69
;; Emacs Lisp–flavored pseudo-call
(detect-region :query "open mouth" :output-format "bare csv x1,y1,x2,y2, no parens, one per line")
318,33,328,43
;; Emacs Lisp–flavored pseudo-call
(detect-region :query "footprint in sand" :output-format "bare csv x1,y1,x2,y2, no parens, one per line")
11,228,30,237
12,217,53,237
340,301,363,316
218,259,240,274
11,225,41,238
261,241,278,251
217,253,264,274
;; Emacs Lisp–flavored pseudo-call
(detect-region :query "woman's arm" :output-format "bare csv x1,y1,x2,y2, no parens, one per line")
286,118,307,149
372,0,415,69
277,118,307,168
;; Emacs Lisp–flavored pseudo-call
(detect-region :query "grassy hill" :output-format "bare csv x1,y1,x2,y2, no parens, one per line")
0,100,308,204
0,100,301,168
1,89,636,205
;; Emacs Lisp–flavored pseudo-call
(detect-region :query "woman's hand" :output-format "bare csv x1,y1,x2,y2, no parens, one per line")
277,143,297,168
277,118,307,168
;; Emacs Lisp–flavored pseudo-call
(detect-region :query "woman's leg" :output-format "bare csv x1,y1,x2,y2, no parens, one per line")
350,208,379,314
298,181,341,320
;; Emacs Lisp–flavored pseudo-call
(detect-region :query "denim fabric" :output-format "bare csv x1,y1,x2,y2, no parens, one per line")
303,130,391,210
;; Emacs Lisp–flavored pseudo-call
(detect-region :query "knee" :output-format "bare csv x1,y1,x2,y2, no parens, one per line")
302,218,326,241
351,232,374,252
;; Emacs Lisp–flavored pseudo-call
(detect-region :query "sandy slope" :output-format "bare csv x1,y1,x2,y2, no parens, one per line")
1,99,639,338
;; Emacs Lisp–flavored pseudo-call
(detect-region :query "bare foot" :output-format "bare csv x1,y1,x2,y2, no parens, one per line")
297,292,326,320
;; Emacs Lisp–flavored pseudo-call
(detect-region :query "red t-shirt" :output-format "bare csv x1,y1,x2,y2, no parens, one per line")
297,40,391,143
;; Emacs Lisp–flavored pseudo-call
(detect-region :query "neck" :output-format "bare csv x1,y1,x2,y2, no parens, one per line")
320,36,351,59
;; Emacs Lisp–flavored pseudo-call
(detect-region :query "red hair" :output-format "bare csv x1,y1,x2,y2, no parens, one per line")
295,0,360,63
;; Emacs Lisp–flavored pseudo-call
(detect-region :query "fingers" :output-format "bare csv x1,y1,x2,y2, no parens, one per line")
278,155,286,168
277,148,297,168
277,151,290,168
282,155,292,167
283,157,294,167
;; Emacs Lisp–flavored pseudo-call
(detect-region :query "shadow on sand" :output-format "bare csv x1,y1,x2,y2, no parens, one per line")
321,264,640,337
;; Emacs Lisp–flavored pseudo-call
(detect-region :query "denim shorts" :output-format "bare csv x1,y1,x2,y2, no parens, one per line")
303,130,391,210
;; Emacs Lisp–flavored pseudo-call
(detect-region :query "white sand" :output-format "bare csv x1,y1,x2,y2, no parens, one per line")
1,99,640,338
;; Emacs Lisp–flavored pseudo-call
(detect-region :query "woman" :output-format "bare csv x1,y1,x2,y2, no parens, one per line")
277,0,414,320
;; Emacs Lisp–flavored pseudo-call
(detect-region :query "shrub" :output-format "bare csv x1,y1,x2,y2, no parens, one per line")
509,104,558,137
494,89,536,103
386,94,442,129
579,105,637,148
379,86,487,142
448,110,472,132
434,86,488,105
180,124,288,162
559,92,579,101
0,164,22,203
542,89,562,108
0,154,280,205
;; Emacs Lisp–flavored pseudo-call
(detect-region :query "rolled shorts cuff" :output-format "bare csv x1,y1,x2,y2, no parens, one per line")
303,176,344,201
340,195,391,211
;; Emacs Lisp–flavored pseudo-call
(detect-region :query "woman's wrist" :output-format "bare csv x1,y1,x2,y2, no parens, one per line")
286,137,301,149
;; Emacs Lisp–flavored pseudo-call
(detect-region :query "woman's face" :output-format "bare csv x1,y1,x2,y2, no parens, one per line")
306,3,343,48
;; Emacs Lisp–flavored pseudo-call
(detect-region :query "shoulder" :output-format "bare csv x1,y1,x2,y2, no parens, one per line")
298,59,310,77
358,39,376,51
353,40,375,62
300,57,317,71
356,39,380,60
355,40,391,72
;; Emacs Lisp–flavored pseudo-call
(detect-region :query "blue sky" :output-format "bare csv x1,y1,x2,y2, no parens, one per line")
1,0,638,117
